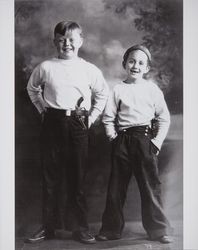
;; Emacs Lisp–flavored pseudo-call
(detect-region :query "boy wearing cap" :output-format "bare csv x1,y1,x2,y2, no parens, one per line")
96,45,173,243
26,21,109,244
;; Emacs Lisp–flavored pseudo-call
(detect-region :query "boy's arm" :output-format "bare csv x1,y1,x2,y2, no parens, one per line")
102,90,118,140
27,64,46,114
151,88,170,150
89,70,109,126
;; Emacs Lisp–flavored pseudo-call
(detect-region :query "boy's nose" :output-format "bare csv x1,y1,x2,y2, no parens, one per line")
64,39,70,46
133,61,138,67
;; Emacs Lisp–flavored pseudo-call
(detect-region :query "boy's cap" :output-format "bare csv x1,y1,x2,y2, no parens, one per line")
122,44,151,68
128,45,151,62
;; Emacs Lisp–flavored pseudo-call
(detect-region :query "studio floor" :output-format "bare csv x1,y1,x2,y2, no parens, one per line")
16,220,182,250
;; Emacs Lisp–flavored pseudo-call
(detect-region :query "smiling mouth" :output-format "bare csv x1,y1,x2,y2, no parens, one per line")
130,69,139,74
63,48,72,52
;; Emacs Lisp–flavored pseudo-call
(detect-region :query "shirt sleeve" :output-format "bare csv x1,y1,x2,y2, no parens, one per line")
102,88,118,139
89,67,109,124
151,86,171,150
27,63,46,114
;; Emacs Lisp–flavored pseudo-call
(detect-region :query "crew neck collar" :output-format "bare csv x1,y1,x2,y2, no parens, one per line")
123,78,146,85
54,57,82,63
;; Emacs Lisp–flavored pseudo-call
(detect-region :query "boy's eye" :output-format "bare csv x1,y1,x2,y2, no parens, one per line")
139,61,144,65
128,60,134,64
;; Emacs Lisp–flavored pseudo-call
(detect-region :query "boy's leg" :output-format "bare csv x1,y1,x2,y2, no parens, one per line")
98,133,133,239
66,115,95,243
25,112,65,243
41,113,68,233
134,133,173,241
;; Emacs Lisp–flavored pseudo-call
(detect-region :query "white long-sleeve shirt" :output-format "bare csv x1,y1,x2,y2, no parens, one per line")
102,80,170,150
27,57,109,124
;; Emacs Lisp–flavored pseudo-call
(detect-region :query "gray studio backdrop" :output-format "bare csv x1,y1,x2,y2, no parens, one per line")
15,0,183,237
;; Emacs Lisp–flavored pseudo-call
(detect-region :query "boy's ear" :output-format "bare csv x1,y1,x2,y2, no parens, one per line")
53,38,57,47
79,36,83,47
145,65,150,73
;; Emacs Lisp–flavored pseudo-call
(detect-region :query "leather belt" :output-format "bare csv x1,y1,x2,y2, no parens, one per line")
46,108,89,117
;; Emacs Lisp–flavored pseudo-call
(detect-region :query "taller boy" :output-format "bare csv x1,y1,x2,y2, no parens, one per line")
26,21,109,244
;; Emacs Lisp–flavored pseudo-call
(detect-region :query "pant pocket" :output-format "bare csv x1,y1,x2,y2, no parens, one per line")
74,116,88,130
150,140,159,155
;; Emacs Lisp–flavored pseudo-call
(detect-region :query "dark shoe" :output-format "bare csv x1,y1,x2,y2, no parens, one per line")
96,233,121,241
24,228,55,243
72,231,96,244
158,235,173,244
96,234,109,241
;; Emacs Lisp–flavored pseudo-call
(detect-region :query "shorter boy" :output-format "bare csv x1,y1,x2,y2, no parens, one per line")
97,45,173,243
26,21,109,244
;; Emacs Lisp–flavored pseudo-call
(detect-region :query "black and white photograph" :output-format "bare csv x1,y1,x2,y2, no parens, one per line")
15,0,182,249
1,0,198,250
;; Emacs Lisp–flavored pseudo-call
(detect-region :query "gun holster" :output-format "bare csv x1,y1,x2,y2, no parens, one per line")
151,119,158,138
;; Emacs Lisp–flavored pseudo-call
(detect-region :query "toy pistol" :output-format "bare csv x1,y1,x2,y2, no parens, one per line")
75,97,87,130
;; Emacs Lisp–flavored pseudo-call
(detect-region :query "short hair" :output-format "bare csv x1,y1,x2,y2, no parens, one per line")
54,21,83,37
122,44,151,69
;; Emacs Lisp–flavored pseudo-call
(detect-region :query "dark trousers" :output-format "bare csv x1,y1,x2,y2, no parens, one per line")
40,108,89,233
100,126,173,239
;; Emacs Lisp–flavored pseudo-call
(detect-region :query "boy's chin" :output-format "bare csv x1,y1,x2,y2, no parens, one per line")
58,53,75,60
129,75,142,80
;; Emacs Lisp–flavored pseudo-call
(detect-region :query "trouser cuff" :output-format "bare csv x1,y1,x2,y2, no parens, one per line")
148,227,174,239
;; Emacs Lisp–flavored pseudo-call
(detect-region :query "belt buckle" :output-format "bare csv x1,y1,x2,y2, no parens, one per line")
65,109,71,116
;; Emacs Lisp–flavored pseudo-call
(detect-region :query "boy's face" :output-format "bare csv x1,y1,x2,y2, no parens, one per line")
125,50,150,81
54,29,83,59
